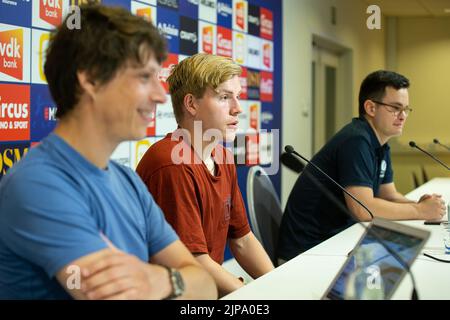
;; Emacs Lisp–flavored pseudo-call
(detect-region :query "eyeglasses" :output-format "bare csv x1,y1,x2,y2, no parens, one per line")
371,100,412,117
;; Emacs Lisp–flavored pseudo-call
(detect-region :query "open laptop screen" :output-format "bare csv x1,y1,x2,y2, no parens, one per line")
323,218,430,300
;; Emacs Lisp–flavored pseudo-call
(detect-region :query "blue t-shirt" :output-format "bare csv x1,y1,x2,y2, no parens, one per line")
0,134,178,299
278,117,393,260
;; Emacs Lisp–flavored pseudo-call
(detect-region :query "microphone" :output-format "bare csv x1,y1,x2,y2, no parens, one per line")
284,144,419,300
433,138,450,152
285,145,373,219
280,152,305,174
409,141,449,170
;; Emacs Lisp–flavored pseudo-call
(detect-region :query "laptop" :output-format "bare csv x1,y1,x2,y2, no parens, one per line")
322,218,430,300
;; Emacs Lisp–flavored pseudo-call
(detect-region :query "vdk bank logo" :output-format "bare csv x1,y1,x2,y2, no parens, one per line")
0,29,23,80
202,26,214,54
235,2,246,31
40,0,63,27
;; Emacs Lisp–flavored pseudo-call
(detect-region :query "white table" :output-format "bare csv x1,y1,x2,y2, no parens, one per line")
222,178,450,300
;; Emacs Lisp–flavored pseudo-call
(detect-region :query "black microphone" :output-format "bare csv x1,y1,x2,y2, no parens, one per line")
280,152,305,174
433,138,450,152
409,141,449,170
284,144,419,300
285,145,373,219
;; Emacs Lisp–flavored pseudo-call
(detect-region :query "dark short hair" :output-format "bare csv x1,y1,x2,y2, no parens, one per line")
358,70,410,117
44,3,167,119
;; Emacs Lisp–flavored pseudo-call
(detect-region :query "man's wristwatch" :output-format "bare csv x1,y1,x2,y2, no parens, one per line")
163,266,185,300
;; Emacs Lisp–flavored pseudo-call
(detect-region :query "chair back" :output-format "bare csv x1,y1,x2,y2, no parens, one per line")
246,165,282,265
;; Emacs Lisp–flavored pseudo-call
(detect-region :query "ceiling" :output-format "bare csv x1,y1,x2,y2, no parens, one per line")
361,0,450,17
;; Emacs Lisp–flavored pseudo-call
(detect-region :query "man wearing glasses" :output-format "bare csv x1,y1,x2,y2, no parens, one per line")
278,70,446,262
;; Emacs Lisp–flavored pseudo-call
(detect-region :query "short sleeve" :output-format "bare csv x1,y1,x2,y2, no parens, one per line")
0,166,107,278
337,137,376,188
145,165,208,254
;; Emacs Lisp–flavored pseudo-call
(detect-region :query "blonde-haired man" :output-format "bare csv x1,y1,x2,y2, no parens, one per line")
137,53,274,297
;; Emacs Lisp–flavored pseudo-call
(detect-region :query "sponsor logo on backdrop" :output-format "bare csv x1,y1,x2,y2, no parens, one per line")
179,16,198,55
246,69,260,100
0,84,30,141
0,141,29,178
0,0,32,27
247,4,260,36
38,32,49,82
245,133,259,165
218,0,232,16
158,53,178,93
235,1,245,31
199,0,217,24
31,84,57,141
40,0,63,27
157,7,180,53
202,25,213,54
146,110,156,136
157,0,179,10
136,7,152,21
262,41,272,70
246,35,261,69
217,0,232,28
248,101,260,131
239,66,247,99
260,71,273,102
158,22,179,39
260,7,273,40
200,0,215,9
216,26,232,58
179,0,198,19
0,28,23,80
233,31,246,65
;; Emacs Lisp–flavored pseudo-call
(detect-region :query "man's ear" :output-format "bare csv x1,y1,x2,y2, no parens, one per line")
183,93,198,117
76,71,97,99
364,99,377,117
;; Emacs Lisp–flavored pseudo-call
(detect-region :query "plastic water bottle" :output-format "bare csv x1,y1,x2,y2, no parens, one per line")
344,245,385,300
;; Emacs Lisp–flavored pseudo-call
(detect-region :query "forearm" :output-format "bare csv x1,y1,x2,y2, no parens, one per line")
229,233,274,279
195,254,244,298
353,197,420,221
177,264,218,300
382,191,415,203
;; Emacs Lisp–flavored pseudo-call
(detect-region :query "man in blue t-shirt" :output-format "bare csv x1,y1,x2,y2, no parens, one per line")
0,4,217,300
278,70,446,261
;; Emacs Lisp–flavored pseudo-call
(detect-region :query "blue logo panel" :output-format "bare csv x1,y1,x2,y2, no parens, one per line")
0,0,31,27
30,84,57,142
217,0,232,28
179,0,198,19
157,7,180,53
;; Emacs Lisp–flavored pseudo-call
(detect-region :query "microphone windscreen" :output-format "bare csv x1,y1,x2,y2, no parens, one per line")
284,145,294,154
433,138,439,144
409,141,416,148
280,152,304,173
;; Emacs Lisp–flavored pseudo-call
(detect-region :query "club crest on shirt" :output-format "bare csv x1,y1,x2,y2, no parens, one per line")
379,160,387,178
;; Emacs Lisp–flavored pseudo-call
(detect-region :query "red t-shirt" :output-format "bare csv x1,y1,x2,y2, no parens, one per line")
136,133,250,264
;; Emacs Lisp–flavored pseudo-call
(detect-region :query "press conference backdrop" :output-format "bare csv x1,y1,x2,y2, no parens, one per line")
0,0,282,260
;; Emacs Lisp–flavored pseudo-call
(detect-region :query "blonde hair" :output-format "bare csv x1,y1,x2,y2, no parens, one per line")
167,53,242,123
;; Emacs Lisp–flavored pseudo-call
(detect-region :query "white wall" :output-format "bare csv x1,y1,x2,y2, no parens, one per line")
282,0,386,207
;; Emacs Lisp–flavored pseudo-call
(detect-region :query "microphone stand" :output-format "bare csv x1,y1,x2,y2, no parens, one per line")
409,141,450,170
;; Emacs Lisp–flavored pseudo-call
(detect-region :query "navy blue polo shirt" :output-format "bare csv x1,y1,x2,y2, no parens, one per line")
278,117,393,260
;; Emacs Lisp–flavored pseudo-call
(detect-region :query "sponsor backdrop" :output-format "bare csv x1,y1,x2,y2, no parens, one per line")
0,0,282,260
